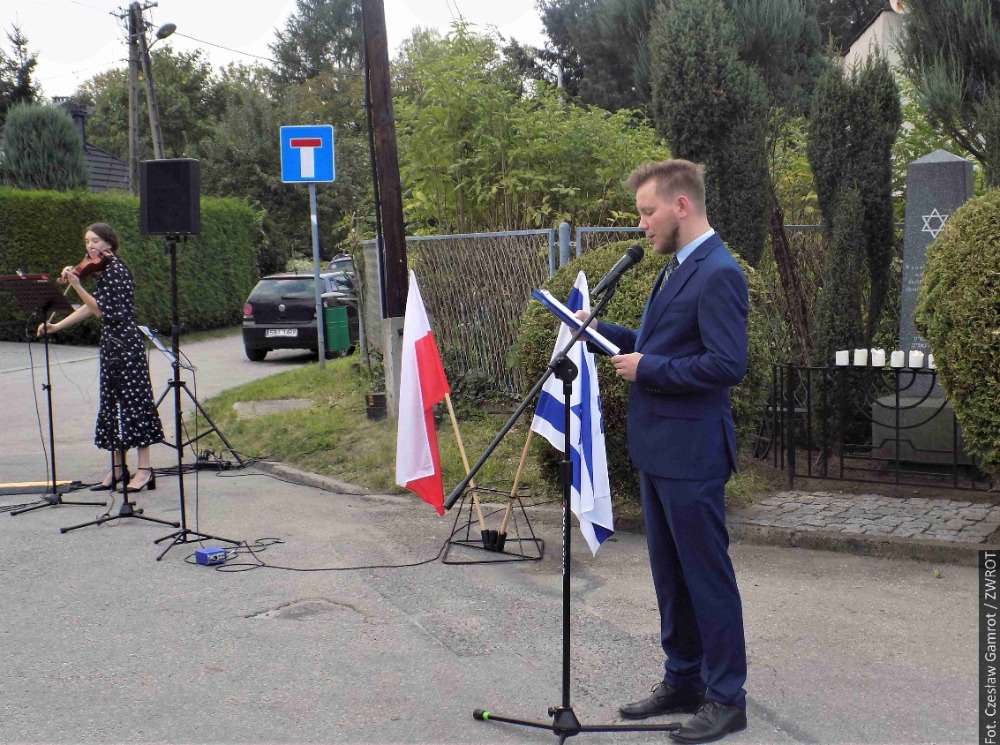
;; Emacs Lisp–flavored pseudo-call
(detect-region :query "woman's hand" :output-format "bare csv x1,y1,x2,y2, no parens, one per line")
36,321,57,337
62,268,82,290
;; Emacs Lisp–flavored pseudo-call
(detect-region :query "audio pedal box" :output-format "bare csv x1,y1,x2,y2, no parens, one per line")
195,547,227,566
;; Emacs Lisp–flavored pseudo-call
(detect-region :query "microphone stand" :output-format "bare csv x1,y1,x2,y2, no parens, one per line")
0,274,104,515
60,349,181,534
444,279,681,742
12,306,107,515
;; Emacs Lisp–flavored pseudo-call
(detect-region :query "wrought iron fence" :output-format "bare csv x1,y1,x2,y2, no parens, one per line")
759,362,993,491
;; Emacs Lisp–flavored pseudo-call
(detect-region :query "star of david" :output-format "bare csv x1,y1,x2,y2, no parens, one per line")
921,208,950,240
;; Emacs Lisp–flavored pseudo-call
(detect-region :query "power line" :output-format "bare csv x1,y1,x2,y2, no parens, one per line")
172,31,276,64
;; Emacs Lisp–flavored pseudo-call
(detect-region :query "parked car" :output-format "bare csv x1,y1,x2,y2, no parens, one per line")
325,253,355,275
242,272,359,361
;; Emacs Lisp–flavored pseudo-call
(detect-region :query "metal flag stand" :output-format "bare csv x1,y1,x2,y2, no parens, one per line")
442,431,543,565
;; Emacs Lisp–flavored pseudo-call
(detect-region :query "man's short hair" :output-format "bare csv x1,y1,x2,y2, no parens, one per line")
627,160,706,210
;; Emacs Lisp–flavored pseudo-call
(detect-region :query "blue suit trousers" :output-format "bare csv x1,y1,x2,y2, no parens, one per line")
639,472,747,709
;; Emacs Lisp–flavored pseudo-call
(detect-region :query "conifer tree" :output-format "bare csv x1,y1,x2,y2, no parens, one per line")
0,103,88,191
807,54,900,351
897,0,1000,187
649,0,770,265
0,24,40,126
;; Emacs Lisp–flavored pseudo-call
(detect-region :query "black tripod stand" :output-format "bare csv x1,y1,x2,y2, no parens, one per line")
152,236,239,561
60,350,180,534
0,274,106,515
444,286,681,743
147,324,244,468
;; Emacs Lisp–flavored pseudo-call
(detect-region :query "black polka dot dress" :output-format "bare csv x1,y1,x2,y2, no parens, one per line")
93,259,165,451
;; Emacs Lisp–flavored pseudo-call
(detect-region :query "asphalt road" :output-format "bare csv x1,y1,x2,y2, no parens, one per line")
0,334,978,744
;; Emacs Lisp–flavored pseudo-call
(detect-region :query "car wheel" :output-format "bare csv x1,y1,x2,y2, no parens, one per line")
245,346,267,361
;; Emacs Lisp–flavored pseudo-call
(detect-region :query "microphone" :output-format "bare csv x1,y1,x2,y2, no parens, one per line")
592,244,644,296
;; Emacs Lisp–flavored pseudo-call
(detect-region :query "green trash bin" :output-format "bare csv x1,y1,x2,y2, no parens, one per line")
323,305,350,352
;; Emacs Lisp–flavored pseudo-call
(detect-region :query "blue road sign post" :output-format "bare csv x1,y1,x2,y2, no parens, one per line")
280,126,336,368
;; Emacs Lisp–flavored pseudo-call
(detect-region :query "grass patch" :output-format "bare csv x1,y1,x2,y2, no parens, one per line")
195,357,776,509
181,325,242,344
196,357,560,501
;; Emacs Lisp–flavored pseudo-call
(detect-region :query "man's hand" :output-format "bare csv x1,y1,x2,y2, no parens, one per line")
573,309,595,328
611,352,642,382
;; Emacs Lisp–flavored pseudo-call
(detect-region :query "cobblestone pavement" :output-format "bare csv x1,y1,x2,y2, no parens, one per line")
735,490,1000,544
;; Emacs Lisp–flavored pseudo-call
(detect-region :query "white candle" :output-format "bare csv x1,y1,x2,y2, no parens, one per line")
853,348,868,365
908,350,925,368
871,348,886,367
835,350,850,366
890,351,905,368
928,353,936,369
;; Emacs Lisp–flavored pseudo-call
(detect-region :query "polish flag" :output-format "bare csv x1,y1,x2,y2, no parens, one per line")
395,271,450,515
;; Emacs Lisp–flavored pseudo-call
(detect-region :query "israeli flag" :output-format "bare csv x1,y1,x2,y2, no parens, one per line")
531,272,614,555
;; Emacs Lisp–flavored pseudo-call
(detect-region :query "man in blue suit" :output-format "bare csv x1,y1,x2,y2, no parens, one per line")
592,160,749,744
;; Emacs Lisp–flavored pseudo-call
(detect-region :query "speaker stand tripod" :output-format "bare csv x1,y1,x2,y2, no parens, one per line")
0,274,106,515
153,235,239,561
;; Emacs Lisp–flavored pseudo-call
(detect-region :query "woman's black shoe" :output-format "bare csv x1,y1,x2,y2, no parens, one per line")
127,467,156,492
90,467,124,491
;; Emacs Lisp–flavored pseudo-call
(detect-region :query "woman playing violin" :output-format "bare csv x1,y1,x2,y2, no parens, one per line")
37,223,164,492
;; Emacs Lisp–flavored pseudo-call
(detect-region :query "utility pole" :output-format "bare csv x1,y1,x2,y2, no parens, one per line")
135,5,165,159
126,2,140,193
361,0,408,417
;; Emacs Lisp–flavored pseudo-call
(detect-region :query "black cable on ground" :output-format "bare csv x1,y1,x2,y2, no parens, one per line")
179,497,556,574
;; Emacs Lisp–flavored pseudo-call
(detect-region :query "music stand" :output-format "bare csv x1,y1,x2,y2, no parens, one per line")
0,274,106,514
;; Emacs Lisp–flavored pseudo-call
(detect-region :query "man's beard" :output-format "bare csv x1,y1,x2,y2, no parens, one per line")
656,224,680,255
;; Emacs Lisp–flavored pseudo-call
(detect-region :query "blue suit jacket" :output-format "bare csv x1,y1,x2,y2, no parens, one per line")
597,233,748,480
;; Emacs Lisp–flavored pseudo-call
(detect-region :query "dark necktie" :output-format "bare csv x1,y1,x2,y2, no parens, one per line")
657,255,680,295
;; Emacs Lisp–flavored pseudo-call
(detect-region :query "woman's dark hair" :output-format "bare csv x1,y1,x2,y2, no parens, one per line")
85,223,119,253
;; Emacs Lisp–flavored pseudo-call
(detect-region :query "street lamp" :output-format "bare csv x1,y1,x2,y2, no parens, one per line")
154,23,176,42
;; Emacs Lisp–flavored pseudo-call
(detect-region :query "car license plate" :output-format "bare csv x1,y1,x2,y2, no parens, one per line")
265,329,298,338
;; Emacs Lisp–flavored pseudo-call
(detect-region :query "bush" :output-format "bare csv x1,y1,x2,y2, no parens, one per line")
0,188,262,343
0,103,88,190
915,189,1000,478
514,240,770,501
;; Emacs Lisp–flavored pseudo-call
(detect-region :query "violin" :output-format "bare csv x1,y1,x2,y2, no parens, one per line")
57,251,111,285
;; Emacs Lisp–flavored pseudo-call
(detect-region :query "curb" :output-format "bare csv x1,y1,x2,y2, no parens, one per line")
253,460,369,496
247,461,996,566
728,519,995,566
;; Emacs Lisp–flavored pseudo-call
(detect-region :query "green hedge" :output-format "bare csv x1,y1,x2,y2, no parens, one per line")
0,188,262,343
513,240,770,501
915,189,1000,478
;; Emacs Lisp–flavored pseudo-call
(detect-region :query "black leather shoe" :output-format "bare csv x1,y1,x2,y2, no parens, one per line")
90,467,123,492
668,700,747,744
619,682,705,720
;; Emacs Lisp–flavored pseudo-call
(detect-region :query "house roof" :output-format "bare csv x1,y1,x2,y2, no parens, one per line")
83,142,130,193
842,6,894,56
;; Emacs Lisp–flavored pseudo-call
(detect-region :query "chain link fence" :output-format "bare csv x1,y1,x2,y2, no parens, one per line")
360,222,897,400
362,230,555,398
